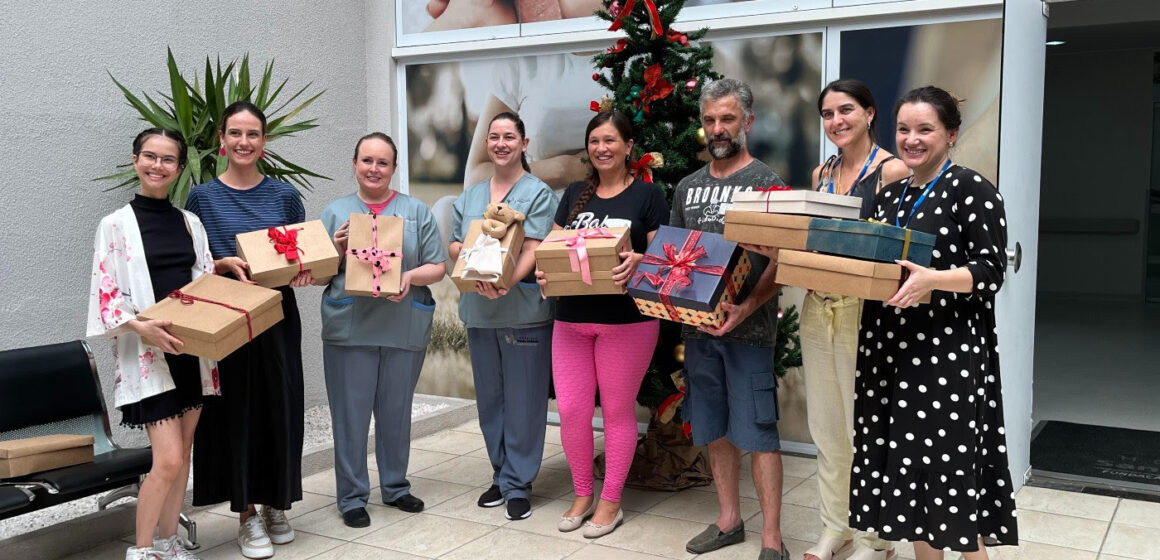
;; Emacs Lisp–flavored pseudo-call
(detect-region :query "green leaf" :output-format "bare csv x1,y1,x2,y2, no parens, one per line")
167,48,194,136
255,59,274,107
237,54,252,101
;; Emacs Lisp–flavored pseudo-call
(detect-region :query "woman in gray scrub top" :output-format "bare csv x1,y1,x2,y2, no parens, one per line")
449,112,559,521
315,132,449,529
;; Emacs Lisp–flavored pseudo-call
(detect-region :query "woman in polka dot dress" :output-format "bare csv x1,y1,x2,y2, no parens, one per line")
848,86,1017,559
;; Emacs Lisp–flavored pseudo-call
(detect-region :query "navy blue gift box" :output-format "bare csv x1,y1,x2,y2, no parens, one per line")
627,226,748,326
805,219,937,267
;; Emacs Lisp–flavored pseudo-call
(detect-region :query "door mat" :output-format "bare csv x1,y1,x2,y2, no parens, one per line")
1031,421,1160,488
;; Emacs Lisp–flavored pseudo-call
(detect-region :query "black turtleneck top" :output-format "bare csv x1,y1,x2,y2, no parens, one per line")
130,194,196,301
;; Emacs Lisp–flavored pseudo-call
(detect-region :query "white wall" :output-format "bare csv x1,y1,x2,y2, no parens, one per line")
1038,48,1152,298
0,0,375,445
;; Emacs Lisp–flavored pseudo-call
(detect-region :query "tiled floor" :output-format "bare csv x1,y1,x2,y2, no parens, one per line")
64,421,1160,560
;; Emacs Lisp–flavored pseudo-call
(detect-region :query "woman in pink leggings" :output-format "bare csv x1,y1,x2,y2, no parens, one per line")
537,111,668,538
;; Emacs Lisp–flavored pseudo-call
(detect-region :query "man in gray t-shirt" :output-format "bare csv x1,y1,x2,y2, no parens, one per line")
675,79,789,560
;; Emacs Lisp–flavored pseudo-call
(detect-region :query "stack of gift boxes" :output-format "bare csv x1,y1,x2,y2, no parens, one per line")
723,189,936,303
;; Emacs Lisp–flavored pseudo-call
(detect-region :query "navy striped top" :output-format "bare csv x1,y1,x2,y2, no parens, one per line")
184,177,305,259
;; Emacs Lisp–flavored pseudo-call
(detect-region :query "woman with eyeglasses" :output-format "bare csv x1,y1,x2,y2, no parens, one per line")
88,128,218,560
185,101,311,559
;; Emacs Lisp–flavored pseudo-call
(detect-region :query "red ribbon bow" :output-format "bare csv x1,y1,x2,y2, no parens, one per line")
347,213,401,298
168,288,254,341
543,228,617,285
630,153,656,183
665,28,688,46
268,226,304,272
639,63,674,116
608,0,662,39
752,184,793,212
632,230,726,321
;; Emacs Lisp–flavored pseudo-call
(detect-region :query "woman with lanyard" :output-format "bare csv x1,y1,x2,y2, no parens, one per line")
802,79,909,560
536,110,668,538
449,112,558,521
89,128,216,560
185,101,310,560
847,86,1017,560
317,132,448,529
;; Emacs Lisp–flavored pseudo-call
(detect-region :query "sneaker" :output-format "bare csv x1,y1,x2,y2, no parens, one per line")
237,515,273,559
505,497,532,520
478,485,505,508
686,521,745,554
260,506,296,545
125,547,164,560
154,535,201,560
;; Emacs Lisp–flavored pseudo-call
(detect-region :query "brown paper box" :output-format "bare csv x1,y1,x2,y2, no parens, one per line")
450,219,525,293
775,250,930,303
535,227,630,297
236,220,341,288
138,274,284,360
345,213,403,297
0,434,94,478
723,211,813,251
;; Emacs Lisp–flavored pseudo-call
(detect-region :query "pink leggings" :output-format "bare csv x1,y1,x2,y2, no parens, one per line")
552,319,659,502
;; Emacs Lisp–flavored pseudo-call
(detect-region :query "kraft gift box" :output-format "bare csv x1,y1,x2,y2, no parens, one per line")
345,213,404,298
722,210,813,251
535,227,630,297
775,249,930,303
451,219,525,293
0,435,95,478
730,189,862,219
236,220,341,288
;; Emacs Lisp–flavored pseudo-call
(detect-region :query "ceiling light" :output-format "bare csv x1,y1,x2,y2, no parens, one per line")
1046,40,1066,46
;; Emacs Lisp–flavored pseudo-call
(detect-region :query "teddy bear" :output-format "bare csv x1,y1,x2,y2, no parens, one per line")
480,202,526,238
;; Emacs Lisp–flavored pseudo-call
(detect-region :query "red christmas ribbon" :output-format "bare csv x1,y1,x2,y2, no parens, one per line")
347,213,402,298
267,226,304,272
168,288,254,341
665,28,688,46
753,184,793,213
608,0,662,39
607,38,629,54
543,227,617,285
655,383,692,438
629,153,656,183
639,63,674,116
632,230,726,321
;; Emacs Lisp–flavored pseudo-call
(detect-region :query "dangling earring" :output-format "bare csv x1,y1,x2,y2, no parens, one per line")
219,147,226,156
260,150,266,159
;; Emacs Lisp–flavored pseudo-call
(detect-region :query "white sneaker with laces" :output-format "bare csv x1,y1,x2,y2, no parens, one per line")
260,506,296,545
125,546,164,560
238,515,274,559
154,534,201,560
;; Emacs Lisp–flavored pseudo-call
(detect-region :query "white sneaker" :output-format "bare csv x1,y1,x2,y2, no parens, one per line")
125,546,164,560
154,534,201,560
237,515,274,559
260,506,296,545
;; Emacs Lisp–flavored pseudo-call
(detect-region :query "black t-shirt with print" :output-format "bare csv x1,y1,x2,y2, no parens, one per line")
552,178,669,324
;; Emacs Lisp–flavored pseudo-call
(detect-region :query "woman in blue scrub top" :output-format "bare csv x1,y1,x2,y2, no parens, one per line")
449,112,558,521
316,132,449,529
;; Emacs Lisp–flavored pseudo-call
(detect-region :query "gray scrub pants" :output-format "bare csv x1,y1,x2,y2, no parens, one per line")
323,343,425,513
467,324,552,500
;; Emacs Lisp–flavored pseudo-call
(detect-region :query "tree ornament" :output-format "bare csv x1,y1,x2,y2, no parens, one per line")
593,72,600,81
608,0,663,39
685,78,698,92
696,127,707,146
609,0,622,18
589,94,615,113
638,63,674,116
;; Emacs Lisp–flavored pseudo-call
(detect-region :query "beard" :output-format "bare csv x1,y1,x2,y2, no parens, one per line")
708,126,746,160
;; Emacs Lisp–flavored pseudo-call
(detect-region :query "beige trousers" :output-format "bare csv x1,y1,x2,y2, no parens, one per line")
801,292,891,550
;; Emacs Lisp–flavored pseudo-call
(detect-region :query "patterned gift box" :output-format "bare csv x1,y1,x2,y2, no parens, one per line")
775,249,930,303
345,212,404,298
722,210,813,251
806,218,937,267
627,226,748,327
730,189,861,219
450,219,525,293
235,220,341,288
137,274,285,360
535,227,630,297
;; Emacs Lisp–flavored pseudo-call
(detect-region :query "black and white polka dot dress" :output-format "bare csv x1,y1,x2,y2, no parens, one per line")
848,164,1018,552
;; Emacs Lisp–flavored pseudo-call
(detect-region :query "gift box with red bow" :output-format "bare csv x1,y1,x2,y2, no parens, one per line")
137,274,284,360
345,213,404,298
729,187,861,219
627,226,751,327
236,220,341,288
535,227,630,297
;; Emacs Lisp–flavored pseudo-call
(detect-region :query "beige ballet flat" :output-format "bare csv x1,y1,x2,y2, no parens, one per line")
581,508,624,538
557,500,597,532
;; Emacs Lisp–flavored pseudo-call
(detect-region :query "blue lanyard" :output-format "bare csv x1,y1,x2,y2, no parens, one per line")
895,159,952,228
828,144,880,194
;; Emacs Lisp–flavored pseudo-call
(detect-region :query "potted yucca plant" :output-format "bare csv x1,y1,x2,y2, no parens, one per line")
98,48,329,205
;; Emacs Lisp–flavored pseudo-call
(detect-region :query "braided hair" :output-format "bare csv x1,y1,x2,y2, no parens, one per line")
566,111,635,225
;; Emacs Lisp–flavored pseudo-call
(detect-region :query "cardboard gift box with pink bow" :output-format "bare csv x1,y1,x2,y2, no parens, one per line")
534,227,630,297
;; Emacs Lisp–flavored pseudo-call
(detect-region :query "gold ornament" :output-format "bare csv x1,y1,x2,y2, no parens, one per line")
696,127,707,146
646,152,664,168
595,94,614,113
674,342,685,363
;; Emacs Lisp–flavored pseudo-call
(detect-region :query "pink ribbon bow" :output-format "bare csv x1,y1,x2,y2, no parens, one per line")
347,213,401,298
543,227,617,285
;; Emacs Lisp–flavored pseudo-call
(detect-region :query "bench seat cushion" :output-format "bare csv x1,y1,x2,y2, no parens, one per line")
0,486,33,514
15,448,151,494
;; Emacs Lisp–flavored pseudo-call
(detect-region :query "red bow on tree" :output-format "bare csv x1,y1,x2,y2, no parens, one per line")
665,28,689,46
607,38,630,55
639,63,674,116
629,152,661,183
608,0,663,39
268,226,304,271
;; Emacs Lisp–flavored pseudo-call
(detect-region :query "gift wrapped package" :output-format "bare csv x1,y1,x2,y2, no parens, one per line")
345,212,404,298
806,218,937,267
0,434,94,478
730,189,861,219
535,227,630,297
137,274,284,360
775,249,930,303
722,210,813,251
451,219,525,293
627,226,750,327
236,220,341,288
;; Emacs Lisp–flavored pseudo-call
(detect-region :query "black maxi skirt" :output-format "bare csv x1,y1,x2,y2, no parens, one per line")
192,287,304,511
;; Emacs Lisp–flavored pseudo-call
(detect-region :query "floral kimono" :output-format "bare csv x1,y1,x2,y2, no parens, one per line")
86,204,221,409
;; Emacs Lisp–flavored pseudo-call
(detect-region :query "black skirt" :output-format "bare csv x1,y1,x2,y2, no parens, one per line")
192,287,304,511
119,352,204,428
